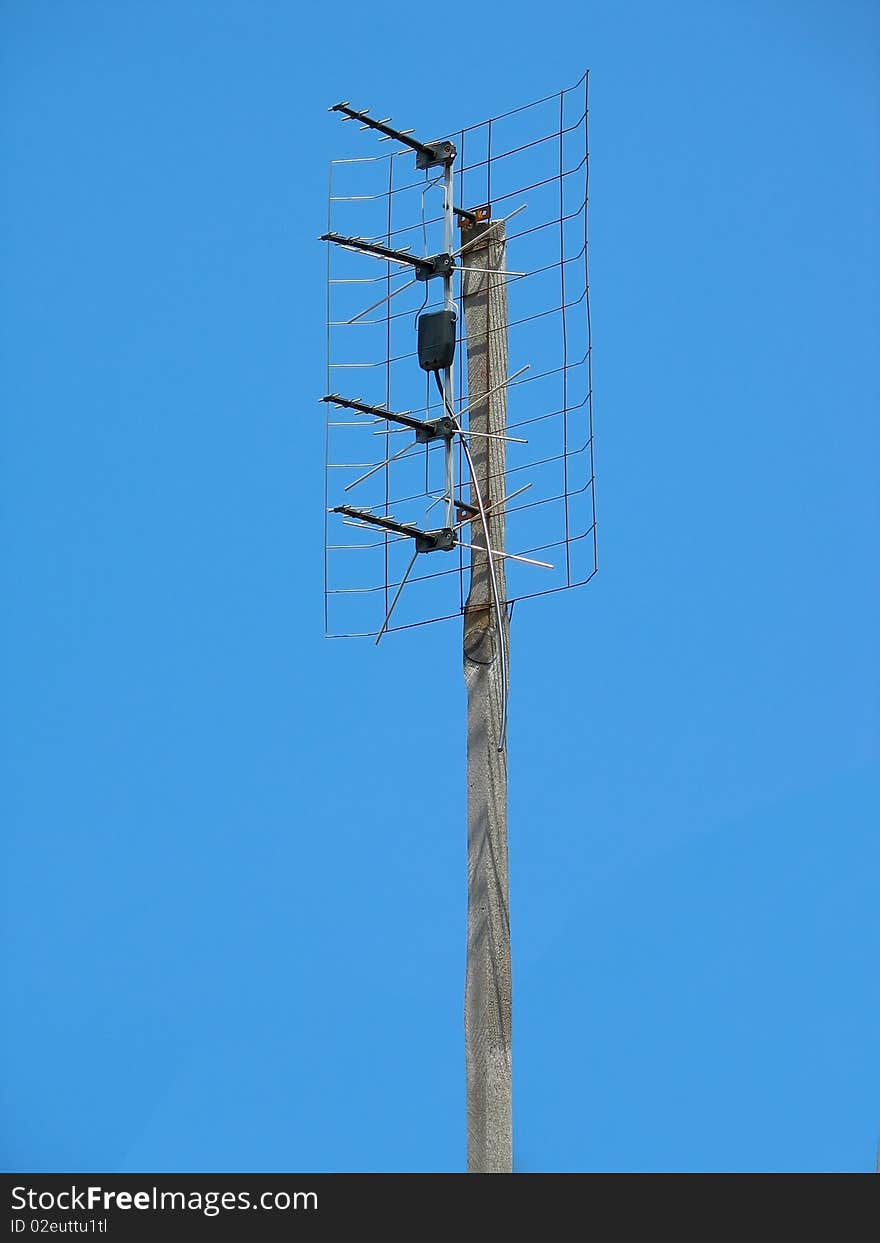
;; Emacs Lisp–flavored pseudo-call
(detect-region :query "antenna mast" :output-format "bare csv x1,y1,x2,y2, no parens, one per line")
461,217,512,1171
321,73,596,1172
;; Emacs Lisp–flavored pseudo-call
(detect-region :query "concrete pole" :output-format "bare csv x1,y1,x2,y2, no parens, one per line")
460,220,512,1173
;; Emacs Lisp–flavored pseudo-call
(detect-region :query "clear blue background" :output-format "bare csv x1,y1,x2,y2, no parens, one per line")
2,0,878,1172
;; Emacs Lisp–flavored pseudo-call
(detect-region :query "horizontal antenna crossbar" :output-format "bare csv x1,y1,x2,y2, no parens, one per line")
329,102,456,169
320,232,451,279
321,394,451,440
332,505,454,553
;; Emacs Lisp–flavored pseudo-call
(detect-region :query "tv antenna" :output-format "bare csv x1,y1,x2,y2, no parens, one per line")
321,72,596,1172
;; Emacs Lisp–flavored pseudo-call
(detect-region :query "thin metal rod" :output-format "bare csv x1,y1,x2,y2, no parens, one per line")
455,267,526,278
442,154,456,530
455,540,553,570
494,481,533,508
375,548,419,644
341,519,407,543
457,365,530,421
459,429,528,445
424,491,449,516
344,439,415,492
340,277,417,325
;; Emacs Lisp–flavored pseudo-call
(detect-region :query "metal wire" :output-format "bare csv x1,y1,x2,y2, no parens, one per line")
323,71,596,638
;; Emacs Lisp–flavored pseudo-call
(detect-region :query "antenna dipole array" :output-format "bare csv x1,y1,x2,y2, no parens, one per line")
322,72,596,640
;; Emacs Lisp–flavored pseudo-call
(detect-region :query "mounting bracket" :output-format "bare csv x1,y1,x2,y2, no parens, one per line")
416,140,456,171
414,252,454,282
415,416,455,445
415,527,456,554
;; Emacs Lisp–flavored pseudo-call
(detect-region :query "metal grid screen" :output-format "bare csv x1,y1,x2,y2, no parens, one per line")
323,71,596,638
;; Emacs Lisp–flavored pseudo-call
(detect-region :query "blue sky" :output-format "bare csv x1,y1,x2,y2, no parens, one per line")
2,0,878,1172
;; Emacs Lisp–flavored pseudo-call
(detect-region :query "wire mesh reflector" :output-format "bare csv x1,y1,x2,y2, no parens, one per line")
323,72,596,638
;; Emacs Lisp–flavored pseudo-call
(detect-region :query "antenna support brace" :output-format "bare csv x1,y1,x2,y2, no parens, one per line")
456,203,491,227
